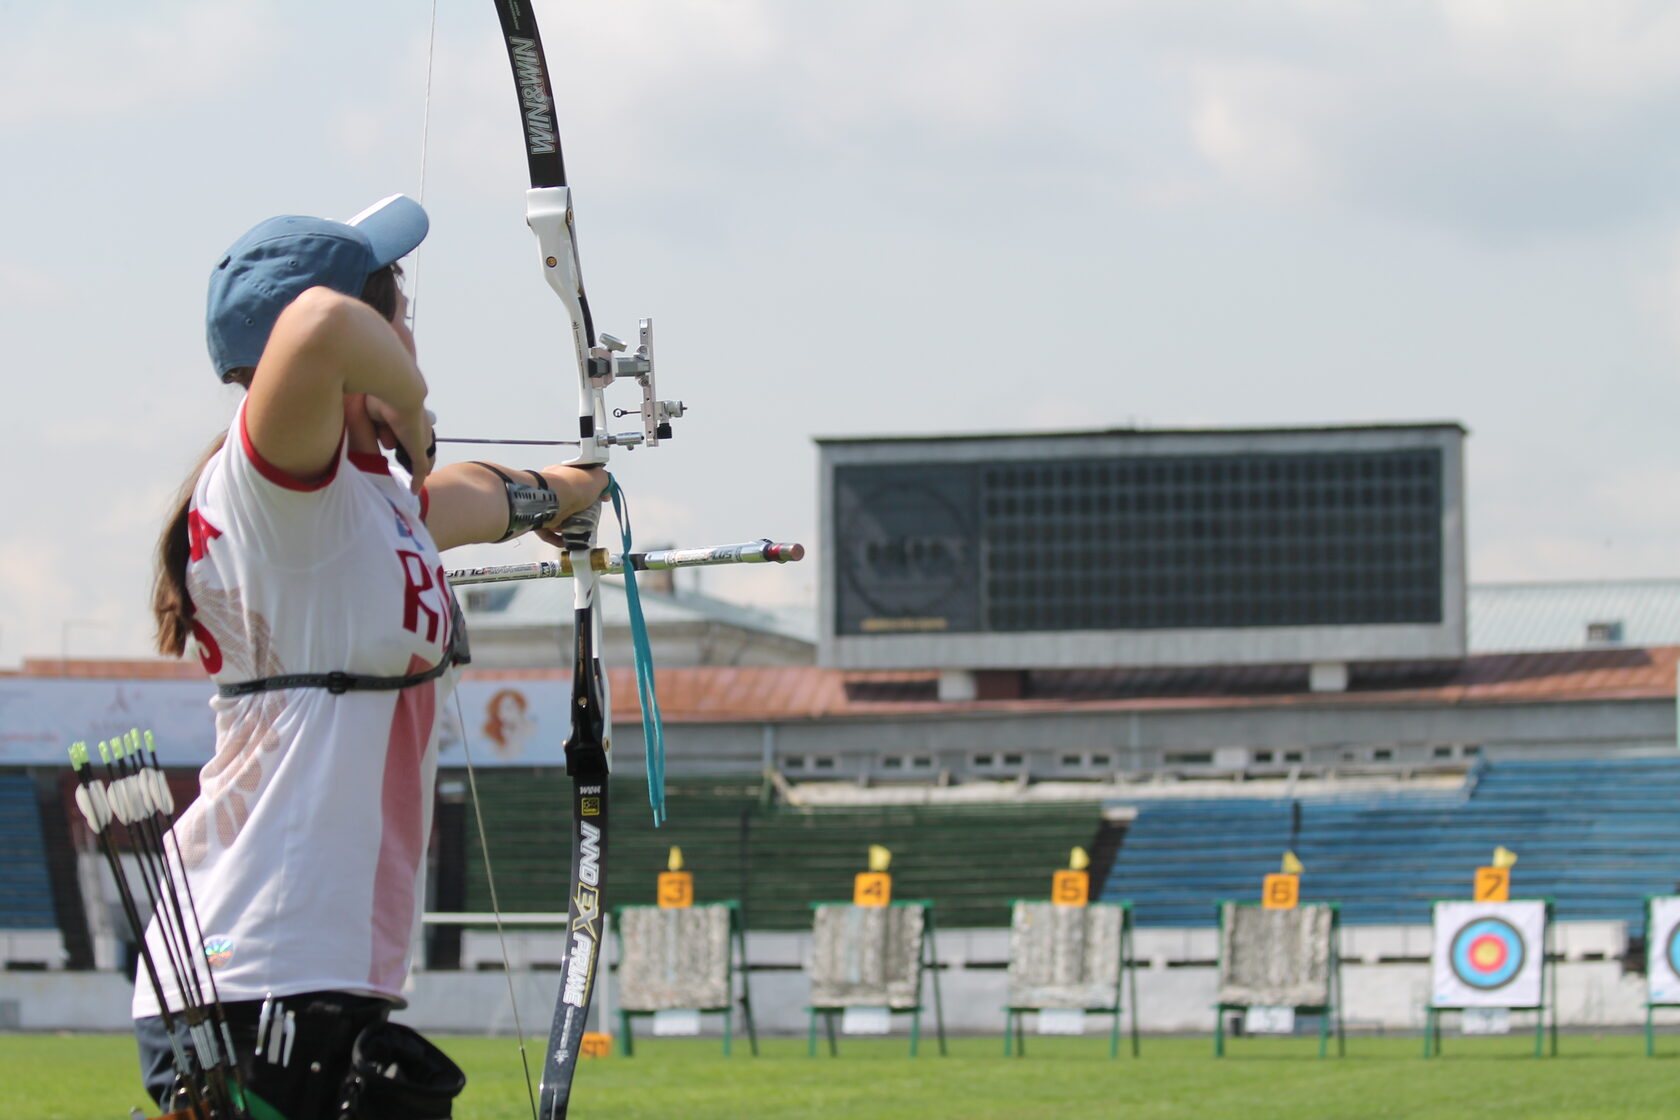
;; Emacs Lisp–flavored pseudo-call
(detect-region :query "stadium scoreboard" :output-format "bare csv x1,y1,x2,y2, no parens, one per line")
818,424,1466,670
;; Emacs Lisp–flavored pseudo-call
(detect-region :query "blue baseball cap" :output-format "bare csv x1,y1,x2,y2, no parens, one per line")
206,194,429,379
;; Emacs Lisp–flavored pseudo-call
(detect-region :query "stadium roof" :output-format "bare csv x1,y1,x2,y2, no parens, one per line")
814,421,1467,445
19,645,1680,722
1469,579,1680,653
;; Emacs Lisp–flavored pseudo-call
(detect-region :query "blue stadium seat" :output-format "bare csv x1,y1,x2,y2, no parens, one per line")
0,776,56,930
1100,757,1680,929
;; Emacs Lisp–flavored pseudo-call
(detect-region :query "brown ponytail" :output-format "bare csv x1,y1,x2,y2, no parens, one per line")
152,431,229,656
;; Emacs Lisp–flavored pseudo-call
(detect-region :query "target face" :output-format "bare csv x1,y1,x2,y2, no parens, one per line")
1449,918,1525,990
1650,897,1680,1005
1431,900,1545,1008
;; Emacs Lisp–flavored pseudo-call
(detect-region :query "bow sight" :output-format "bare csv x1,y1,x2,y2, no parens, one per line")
594,323,686,450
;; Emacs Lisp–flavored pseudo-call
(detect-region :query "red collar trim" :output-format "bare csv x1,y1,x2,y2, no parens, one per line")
238,407,341,492
348,450,391,476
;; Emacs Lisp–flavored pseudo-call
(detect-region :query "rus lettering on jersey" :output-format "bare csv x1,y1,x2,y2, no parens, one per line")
397,550,442,644
188,510,223,563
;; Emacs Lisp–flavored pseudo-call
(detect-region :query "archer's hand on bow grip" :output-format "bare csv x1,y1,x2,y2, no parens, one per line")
529,466,610,550
557,501,603,552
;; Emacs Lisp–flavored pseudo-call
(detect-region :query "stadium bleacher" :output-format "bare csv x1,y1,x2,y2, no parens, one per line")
0,775,57,930
459,757,1680,935
1101,756,1680,929
460,773,1106,930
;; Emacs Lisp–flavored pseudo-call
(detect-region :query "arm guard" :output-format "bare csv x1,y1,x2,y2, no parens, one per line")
473,462,561,543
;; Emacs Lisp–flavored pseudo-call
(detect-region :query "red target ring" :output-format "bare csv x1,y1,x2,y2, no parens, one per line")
1449,917,1525,990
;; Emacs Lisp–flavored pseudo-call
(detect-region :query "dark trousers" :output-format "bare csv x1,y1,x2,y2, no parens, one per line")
135,991,390,1117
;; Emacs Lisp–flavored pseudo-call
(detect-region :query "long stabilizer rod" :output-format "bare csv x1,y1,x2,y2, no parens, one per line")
446,538,803,587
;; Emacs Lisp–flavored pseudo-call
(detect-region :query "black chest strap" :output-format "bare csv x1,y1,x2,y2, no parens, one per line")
216,655,456,698
215,600,471,698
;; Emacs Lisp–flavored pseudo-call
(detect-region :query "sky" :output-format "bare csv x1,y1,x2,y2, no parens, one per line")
6,0,1680,667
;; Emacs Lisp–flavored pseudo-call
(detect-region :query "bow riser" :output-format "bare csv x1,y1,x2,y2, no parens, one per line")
525,187,608,466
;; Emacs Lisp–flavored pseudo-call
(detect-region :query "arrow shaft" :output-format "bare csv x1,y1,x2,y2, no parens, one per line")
445,539,804,586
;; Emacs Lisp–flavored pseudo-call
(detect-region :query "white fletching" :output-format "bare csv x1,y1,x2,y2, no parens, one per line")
109,777,137,824
134,770,158,816
149,768,174,815
74,784,112,831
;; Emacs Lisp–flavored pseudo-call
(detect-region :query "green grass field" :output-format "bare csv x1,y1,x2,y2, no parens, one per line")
4,1033,1676,1119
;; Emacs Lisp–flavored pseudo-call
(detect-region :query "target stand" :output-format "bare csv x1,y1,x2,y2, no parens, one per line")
1641,896,1680,1056
1002,899,1138,1058
1423,898,1556,1058
612,900,758,1056
1212,900,1344,1058
805,900,947,1057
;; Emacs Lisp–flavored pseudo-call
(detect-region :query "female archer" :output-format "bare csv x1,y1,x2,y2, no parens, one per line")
138,195,605,1116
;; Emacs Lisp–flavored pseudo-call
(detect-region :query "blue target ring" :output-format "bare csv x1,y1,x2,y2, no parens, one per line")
1450,917,1525,990
1665,923,1680,980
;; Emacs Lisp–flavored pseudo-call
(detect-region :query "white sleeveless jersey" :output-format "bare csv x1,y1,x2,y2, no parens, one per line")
134,400,458,1017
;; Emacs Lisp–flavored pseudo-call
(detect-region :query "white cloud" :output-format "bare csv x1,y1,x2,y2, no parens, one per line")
0,4,283,129
0,261,65,304
1442,0,1680,112
0,541,119,668
1186,61,1339,201
1133,1,1680,235
1593,464,1680,533
1640,233,1680,358
1471,535,1674,583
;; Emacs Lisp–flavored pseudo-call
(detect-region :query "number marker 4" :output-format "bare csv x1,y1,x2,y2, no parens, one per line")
854,872,892,908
